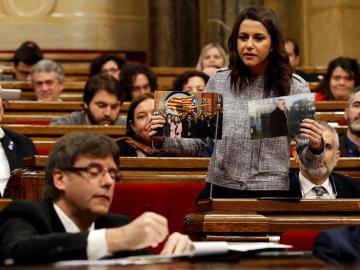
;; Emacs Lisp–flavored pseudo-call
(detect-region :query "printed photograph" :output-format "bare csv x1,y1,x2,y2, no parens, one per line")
248,93,315,140
154,91,223,139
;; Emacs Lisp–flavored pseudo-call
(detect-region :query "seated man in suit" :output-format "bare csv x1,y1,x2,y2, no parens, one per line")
0,90,36,197
289,121,360,198
31,59,64,101
313,222,360,265
51,74,125,125
0,132,192,265
339,88,360,157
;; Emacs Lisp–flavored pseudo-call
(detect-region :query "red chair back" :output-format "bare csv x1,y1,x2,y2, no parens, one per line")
280,230,320,251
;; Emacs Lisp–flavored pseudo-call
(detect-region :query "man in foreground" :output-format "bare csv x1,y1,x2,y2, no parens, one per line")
290,121,360,198
0,132,192,265
51,74,125,125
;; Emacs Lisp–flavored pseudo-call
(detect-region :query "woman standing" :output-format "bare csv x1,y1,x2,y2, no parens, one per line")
149,6,324,198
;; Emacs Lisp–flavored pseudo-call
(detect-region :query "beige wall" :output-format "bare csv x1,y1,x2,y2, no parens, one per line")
0,0,147,51
266,0,360,67
1,0,360,67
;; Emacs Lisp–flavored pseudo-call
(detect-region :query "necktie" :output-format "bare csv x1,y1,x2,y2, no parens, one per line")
312,186,326,197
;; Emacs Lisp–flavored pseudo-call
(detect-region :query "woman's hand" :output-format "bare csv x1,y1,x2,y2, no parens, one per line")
146,115,166,137
146,114,166,148
299,119,324,150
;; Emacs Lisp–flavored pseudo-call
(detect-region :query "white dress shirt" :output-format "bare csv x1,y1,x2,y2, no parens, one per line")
298,171,336,199
0,128,11,196
53,203,111,260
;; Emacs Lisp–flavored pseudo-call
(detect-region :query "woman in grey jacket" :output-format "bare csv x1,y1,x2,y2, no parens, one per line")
149,6,324,198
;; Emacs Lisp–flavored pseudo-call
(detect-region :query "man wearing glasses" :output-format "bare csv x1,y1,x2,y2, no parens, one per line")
0,132,192,265
289,121,360,198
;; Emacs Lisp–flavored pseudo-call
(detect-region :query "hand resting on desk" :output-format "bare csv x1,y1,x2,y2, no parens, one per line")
106,212,192,255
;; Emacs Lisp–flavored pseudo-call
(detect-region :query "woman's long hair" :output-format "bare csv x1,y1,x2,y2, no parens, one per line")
227,6,292,97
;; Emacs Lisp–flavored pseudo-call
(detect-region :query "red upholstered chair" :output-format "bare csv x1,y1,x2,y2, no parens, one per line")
280,230,320,251
109,182,205,253
110,182,205,234
14,120,51,125
36,147,51,155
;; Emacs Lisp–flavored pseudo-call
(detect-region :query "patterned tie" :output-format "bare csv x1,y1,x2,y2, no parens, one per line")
312,186,326,197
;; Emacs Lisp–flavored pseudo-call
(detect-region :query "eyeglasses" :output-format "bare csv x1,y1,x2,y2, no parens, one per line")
64,163,120,182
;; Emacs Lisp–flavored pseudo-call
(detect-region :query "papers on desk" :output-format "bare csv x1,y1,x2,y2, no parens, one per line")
54,241,291,267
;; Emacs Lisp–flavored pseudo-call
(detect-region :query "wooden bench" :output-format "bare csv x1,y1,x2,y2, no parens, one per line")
1,80,85,100
6,155,360,241
314,101,347,124
1,100,130,123
1,66,196,91
5,156,360,201
1,124,126,142
0,199,11,211
315,112,345,123
184,198,360,241
315,101,347,111
297,66,326,76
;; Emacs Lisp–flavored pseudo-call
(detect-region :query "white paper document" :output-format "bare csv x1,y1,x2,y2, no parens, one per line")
54,241,291,267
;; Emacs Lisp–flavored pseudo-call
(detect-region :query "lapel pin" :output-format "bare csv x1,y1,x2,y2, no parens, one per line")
8,141,14,150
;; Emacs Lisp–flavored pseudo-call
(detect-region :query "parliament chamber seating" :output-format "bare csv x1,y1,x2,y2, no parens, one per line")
0,63,355,252
1,100,130,124
4,155,360,252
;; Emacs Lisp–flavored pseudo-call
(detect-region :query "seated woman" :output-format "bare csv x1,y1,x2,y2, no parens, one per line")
172,71,209,93
118,93,157,156
316,57,360,101
89,54,126,81
196,43,228,77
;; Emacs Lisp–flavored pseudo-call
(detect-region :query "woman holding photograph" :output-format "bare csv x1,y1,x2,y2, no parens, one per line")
117,93,157,157
148,6,324,198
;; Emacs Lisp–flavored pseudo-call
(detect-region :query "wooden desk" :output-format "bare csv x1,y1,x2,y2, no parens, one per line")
1,125,126,141
315,101,347,111
0,199,11,211
1,256,326,269
6,156,360,201
1,100,130,123
184,199,360,241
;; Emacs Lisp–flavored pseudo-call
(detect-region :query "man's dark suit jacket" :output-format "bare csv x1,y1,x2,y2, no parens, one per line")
313,226,360,265
0,200,146,265
338,132,353,157
1,128,36,171
269,107,288,137
0,128,36,198
288,171,360,198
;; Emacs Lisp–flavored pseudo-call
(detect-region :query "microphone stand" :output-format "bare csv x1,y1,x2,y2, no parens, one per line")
209,95,221,200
